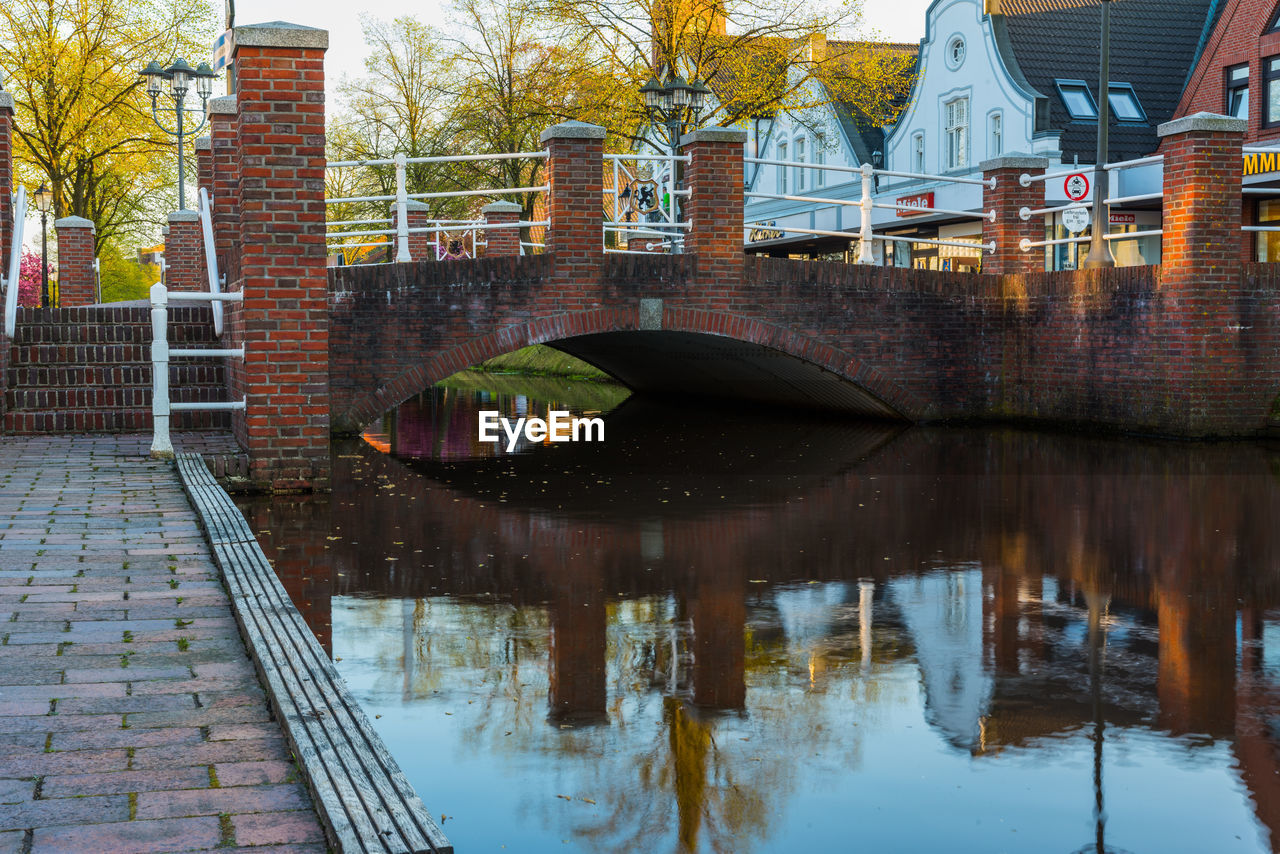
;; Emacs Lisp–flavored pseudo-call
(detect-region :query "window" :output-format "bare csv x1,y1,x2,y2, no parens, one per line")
947,36,966,70
795,137,806,191
912,132,925,173
989,112,1003,158
1270,2,1280,32
1107,84,1147,123
945,98,968,170
1227,64,1250,120
1267,56,1280,127
1055,79,1098,120
814,135,825,187
777,141,787,193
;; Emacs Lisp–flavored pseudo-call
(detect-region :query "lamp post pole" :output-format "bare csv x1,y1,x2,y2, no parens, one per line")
1083,0,1114,269
33,183,52,309
640,71,710,253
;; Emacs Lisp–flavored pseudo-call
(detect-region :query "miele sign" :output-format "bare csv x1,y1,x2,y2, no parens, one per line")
895,193,934,217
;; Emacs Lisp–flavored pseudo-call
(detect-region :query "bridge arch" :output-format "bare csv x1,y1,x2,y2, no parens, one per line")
330,308,920,434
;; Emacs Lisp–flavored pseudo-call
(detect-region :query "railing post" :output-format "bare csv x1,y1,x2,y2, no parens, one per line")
858,163,875,264
165,210,204,293
149,282,173,459
481,201,521,256
394,152,410,263
391,199,432,261
682,127,746,286
981,156,1048,276
541,121,606,281
54,216,97,307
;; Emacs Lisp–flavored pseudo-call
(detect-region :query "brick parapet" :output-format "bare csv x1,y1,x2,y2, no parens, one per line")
54,217,96,307
682,128,746,291
231,24,331,491
481,202,521,257
195,136,212,205
981,157,1047,276
165,211,204,293
541,122,605,284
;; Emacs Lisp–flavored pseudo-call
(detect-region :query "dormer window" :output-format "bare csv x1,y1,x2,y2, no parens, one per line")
1056,79,1098,120
1107,84,1146,123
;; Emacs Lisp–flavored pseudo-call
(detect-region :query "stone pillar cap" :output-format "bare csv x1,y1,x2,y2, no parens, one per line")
0,92,13,112
482,201,522,215
233,22,328,50
540,121,607,143
168,210,199,223
194,136,212,151
1158,112,1247,137
207,95,237,116
54,216,95,231
388,199,430,213
680,127,747,145
978,154,1049,171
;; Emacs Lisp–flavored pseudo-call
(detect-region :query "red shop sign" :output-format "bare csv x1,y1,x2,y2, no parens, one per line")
1109,212,1136,224
896,192,935,217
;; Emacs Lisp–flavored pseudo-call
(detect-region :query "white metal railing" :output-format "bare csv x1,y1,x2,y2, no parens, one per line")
149,282,246,458
604,153,691,251
326,151,548,264
4,187,28,337
197,188,226,335
744,161,996,262
1019,230,1164,251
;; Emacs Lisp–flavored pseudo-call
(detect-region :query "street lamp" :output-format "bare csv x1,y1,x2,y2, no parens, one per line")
32,183,52,309
1083,0,1115,269
138,58,217,211
641,70,709,251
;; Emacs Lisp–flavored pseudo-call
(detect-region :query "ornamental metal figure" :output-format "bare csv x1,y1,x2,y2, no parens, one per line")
619,164,661,223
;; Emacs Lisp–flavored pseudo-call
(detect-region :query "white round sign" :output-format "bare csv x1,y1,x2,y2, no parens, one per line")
1064,173,1090,202
1062,204,1090,234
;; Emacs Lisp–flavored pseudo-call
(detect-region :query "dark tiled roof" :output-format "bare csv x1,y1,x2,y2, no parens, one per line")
825,42,919,163
1000,0,1215,161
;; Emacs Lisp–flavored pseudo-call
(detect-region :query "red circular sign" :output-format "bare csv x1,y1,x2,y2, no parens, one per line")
1064,173,1090,202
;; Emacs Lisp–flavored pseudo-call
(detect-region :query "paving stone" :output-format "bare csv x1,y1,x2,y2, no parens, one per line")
213,760,295,787
0,778,34,804
0,793,130,830
33,815,222,853
41,767,211,798
135,783,310,820
231,811,327,847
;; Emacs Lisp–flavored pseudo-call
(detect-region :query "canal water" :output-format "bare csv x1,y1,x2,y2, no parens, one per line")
240,373,1280,854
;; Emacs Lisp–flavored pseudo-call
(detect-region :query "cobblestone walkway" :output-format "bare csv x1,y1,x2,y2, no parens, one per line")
0,436,327,853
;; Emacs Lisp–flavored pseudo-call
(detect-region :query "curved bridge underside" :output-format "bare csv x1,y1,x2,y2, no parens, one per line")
550,331,901,418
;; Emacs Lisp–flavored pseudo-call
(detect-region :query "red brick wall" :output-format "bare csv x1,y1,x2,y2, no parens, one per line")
541,122,605,285
195,136,212,205
683,128,746,291
230,26,330,491
393,201,433,261
165,213,204,293
54,218,96,307
982,157,1048,275
208,97,239,289
481,202,521,256
1177,0,1280,144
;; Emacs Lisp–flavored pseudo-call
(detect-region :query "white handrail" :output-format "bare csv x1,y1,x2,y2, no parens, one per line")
744,221,994,254
5,187,28,338
1019,167,1090,187
150,281,246,459
328,151,548,168
1105,155,1163,171
1020,201,1093,220
197,188,224,336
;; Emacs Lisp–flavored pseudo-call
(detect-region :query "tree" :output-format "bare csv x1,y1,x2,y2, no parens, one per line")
0,0,216,251
540,0,916,149
17,249,43,307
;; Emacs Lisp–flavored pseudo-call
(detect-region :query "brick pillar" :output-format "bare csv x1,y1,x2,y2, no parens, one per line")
391,200,433,261
0,91,12,272
231,22,330,491
1157,113,1249,433
54,216,96,306
980,156,1047,275
481,201,521,256
540,121,605,282
195,136,212,202
682,127,746,287
208,95,238,285
165,210,204,292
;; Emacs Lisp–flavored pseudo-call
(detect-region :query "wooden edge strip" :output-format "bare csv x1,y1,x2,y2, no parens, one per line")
174,454,453,854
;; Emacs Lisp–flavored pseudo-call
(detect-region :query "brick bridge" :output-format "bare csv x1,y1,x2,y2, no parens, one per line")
1,22,1278,492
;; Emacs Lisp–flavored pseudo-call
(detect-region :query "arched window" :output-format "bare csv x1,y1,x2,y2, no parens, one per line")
989,112,1003,158
777,140,788,193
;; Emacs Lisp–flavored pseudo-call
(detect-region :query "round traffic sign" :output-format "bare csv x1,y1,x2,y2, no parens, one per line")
1064,173,1090,202
1062,204,1090,234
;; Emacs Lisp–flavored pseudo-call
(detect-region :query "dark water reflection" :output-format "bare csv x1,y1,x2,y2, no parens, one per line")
242,382,1280,854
